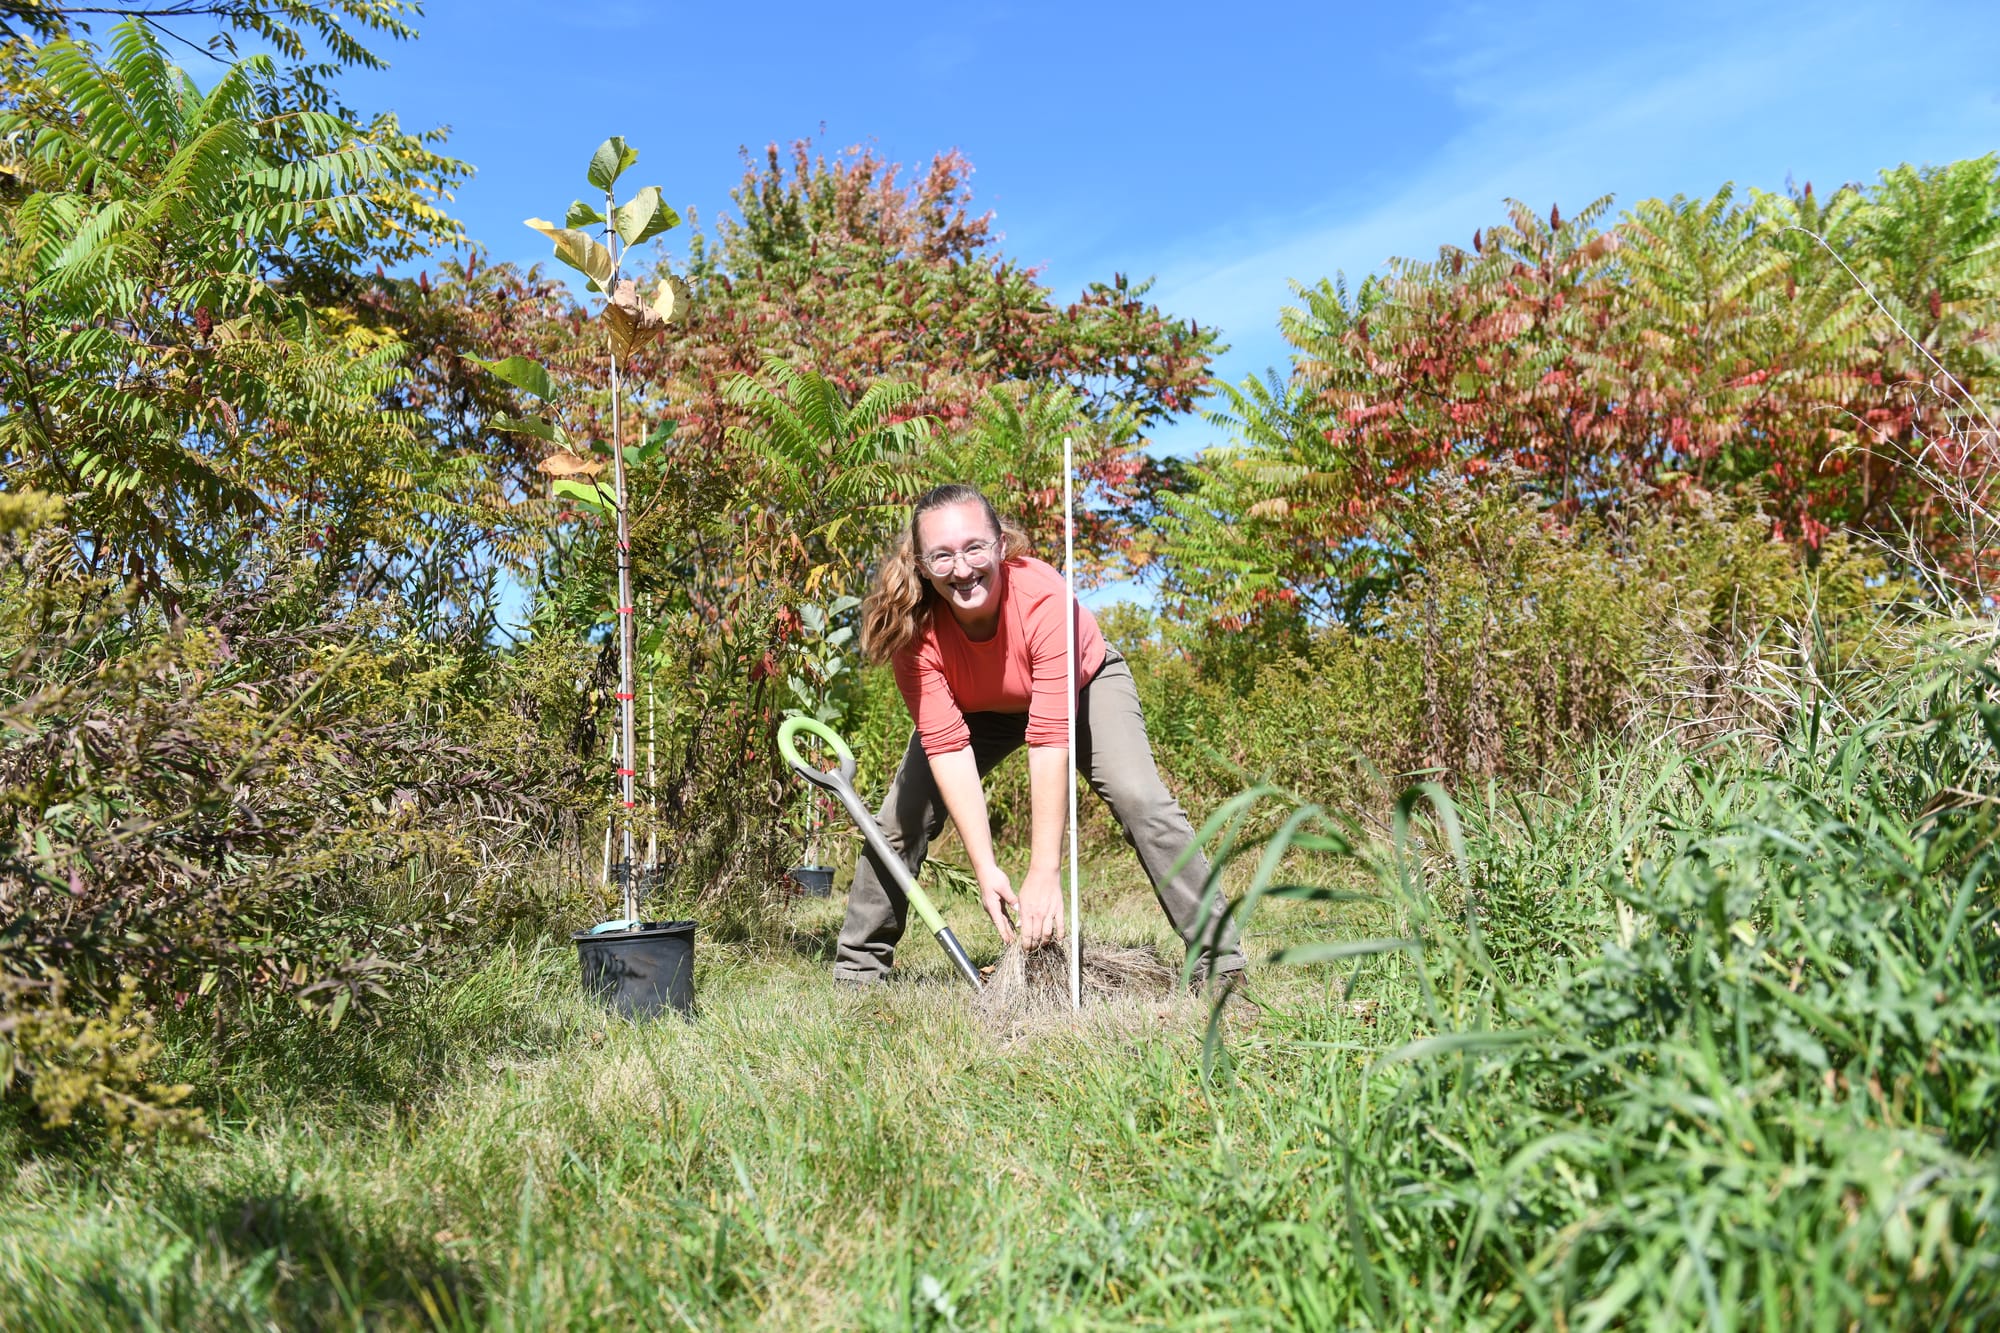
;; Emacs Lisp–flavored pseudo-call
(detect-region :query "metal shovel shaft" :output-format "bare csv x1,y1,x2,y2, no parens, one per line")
777,716,982,991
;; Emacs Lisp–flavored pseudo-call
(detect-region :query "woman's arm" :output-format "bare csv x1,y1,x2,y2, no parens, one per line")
1016,745,1070,949
926,745,1019,943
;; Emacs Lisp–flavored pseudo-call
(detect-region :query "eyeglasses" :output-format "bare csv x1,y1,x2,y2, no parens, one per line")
919,539,998,578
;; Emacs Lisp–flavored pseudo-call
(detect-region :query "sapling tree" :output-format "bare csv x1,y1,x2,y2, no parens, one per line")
784,594,861,870
482,135,692,924
784,596,863,730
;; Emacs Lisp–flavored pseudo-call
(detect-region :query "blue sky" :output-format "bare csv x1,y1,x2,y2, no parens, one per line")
341,0,2000,460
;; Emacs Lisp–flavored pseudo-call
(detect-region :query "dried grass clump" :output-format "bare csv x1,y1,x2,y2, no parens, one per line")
975,939,1179,1035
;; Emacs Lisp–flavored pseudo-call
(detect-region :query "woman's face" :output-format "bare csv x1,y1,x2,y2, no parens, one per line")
914,500,1002,621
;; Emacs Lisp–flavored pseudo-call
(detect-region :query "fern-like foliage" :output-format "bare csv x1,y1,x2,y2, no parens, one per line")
724,357,934,555
0,1,419,73
0,21,456,604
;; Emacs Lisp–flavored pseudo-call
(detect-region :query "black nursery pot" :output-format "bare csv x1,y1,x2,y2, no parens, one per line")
788,865,836,897
573,920,696,1019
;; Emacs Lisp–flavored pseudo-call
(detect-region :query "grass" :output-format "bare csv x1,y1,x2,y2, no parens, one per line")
5,651,2000,1330
0,865,1394,1331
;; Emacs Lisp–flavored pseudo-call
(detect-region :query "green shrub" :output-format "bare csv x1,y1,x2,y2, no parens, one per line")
0,505,588,1135
1215,641,2000,1327
1128,482,1895,811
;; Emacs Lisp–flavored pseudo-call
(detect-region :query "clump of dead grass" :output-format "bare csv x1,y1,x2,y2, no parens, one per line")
975,939,1181,1038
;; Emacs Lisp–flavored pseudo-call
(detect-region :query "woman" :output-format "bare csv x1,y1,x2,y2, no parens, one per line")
834,482,1244,987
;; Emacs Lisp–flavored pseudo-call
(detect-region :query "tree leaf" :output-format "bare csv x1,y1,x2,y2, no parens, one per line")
478,356,555,400
537,451,605,478
632,426,671,463
565,199,605,229
524,218,614,289
649,273,692,326
613,185,680,246
552,477,611,509
603,273,696,358
491,412,570,446
603,278,663,359
587,136,638,192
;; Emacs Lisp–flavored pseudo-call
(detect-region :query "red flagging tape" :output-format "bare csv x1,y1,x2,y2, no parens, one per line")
615,606,634,615
615,767,636,776
614,692,634,700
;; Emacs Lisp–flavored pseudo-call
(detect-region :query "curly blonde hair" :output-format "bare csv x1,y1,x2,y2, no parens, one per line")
860,484,1031,665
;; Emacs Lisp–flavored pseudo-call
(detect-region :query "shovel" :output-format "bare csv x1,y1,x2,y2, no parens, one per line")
777,715,983,992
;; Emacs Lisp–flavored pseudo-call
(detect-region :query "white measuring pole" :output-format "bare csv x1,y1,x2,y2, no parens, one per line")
1063,435,1082,1012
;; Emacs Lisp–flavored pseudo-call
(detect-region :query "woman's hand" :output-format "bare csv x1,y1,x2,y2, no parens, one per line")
1015,864,1064,950
976,860,1019,944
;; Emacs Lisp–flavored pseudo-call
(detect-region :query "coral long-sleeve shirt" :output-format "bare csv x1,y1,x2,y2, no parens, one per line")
892,557,1107,756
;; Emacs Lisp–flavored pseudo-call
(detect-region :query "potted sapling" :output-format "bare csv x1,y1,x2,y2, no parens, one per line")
482,135,697,1017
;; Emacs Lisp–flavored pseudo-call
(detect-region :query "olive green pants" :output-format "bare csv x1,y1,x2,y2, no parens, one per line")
832,651,1244,984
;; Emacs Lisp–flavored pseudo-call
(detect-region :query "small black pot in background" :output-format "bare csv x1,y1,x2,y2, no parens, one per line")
574,920,695,1019
788,865,836,897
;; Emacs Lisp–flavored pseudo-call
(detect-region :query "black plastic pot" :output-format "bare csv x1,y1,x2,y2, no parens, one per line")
573,920,695,1019
788,864,836,897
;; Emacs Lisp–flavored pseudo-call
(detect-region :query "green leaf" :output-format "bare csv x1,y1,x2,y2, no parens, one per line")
1372,1029,1542,1070
478,356,555,400
1267,937,1420,967
587,136,638,192
552,478,611,510
524,218,614,289
565,199,606,228
491,412,570,446
613,189,657,246
613,185,680,246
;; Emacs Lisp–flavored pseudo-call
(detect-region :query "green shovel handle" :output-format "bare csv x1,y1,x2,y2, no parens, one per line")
777,715,857,792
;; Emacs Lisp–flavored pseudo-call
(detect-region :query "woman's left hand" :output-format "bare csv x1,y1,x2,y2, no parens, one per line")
1015,865,1065,950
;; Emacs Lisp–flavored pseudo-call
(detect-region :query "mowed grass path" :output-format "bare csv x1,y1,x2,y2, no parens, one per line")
0,866,1390,1330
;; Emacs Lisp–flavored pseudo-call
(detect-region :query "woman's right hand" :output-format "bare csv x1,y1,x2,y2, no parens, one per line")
976,860,1019,944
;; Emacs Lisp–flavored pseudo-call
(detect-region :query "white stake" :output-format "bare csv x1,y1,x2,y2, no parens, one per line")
646,681,658,873
601,724,616,884
1064,435,1082,1013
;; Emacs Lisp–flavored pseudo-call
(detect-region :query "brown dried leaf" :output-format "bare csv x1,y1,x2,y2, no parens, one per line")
603,273,697,358
604,279,661,360
536,452,605,478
